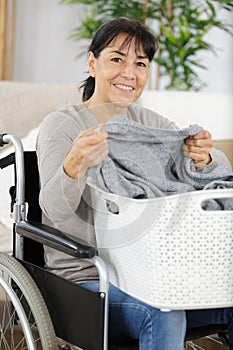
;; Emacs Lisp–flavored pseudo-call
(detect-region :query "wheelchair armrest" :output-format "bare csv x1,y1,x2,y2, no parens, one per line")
16,221,97,259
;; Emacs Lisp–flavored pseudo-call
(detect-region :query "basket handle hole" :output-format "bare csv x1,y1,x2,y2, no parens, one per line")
201,197,233,211
106,200,119,214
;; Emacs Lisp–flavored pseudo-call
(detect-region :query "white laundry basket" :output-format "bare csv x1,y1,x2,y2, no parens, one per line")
88,178,233,310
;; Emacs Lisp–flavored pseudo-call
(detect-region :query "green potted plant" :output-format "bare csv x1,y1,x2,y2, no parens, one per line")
60,0,233,91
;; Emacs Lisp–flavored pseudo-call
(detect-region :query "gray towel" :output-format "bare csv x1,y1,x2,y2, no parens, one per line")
88,115,233,210
201,177,233,210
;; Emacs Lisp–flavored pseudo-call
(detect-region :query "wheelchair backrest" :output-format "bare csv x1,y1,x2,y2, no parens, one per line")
0,151,44,266
21,151,44,266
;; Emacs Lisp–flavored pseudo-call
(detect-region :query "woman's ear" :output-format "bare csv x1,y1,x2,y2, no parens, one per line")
87,51,96,78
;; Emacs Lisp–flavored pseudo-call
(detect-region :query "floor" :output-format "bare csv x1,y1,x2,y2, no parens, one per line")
185,336,228,349
1,330,43,350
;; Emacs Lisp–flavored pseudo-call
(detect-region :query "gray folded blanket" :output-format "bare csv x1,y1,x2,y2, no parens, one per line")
88,115,233,211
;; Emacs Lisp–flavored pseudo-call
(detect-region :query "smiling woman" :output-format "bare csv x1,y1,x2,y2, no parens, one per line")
36,17,233,350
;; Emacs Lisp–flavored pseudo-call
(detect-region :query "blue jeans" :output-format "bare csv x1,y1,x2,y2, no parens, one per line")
80,281,233,350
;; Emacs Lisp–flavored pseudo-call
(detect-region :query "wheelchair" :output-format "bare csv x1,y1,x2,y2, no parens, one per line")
0,133,231,350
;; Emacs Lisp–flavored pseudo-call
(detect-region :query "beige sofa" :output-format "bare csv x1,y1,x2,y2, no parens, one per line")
0,81,232,253
0,81,81,138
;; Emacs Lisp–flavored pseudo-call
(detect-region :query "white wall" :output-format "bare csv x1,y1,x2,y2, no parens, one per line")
13,0,87,85
13,0,233,93
141,91,233,139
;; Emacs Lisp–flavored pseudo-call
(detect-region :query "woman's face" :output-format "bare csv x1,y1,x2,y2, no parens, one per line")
87,33,150,108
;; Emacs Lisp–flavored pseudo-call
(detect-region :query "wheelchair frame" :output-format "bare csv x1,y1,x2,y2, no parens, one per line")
0,133,231,350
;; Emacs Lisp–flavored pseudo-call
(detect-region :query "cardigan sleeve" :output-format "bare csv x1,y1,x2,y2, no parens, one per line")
36,110,87,226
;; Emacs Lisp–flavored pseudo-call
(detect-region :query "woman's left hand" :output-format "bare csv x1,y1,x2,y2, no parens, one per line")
183,130,213,169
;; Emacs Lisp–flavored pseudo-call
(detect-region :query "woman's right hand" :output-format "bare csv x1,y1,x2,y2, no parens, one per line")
63,124,109,179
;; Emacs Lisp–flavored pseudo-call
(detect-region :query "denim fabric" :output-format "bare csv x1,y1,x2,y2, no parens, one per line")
80,281,185,350
80,281,233,349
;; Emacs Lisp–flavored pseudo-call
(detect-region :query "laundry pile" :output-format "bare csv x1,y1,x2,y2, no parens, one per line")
88,115,233,211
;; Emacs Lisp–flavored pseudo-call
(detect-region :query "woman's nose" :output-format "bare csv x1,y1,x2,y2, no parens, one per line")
121,62,135,79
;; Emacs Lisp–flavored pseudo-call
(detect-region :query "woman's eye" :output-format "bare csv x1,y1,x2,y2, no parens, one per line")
111,57,122,63
137,61,147,67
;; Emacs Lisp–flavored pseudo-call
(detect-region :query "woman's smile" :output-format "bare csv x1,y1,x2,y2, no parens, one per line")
113,83,135,92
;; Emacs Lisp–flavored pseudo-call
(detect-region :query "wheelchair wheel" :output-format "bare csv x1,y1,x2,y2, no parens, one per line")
0,252,57,349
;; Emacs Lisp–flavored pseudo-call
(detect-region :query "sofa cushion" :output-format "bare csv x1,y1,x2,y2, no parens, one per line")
213,140,233,168
0,81,81,138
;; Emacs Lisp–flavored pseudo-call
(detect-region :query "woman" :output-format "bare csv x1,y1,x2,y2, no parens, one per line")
37,18,233,349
